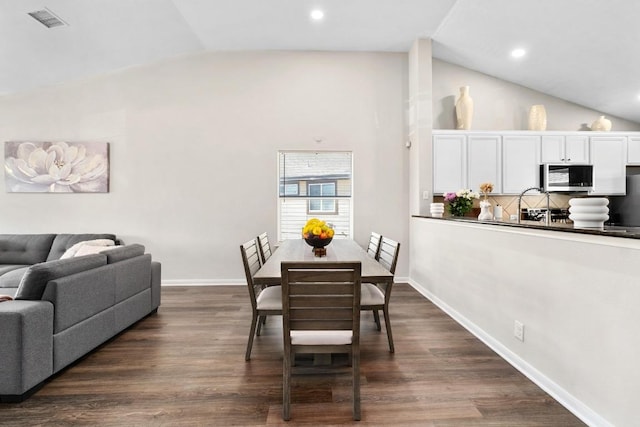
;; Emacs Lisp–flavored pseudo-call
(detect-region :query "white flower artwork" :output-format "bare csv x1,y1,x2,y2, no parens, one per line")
4,141,109,193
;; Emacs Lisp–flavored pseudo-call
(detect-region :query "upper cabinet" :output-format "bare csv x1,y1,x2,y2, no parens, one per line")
502,135,540,194
627,137,640,164
541,135,589,164
589,136,627,195
433,133,501,194
467,135,501,194
433,134,465,193
433,130,640,196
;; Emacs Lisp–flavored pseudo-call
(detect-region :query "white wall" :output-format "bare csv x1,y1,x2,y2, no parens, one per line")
410,217,639,427
433,59,640,132
0,51,409,282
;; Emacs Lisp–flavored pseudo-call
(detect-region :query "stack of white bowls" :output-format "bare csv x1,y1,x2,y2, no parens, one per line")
568,198,609,229
430,202,445,218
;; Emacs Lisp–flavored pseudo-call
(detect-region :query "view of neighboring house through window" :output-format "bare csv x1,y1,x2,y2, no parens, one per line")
278,151,352,241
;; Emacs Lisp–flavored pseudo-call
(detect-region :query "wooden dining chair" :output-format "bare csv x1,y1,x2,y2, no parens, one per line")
366,232,382,258
240,238,282,361
361,236,400,353
280,261,362,421
257,232,273,265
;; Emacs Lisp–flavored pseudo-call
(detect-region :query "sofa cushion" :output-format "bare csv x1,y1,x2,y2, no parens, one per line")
60,239,115,259
14,254,108,300
46,234,116,261
105,244,145,264
0,266,30,288
74,245,121,257
0,234,56,264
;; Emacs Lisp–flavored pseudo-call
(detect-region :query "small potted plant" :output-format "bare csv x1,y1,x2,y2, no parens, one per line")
443,189,479,217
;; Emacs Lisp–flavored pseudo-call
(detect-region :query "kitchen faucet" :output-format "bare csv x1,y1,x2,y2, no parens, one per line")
517,187,550,226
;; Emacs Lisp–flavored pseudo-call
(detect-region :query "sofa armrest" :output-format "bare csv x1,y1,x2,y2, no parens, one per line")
0,300,53,397
151,261,161,310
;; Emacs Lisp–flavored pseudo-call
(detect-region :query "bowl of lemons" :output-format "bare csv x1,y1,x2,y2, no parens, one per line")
302,218,335,249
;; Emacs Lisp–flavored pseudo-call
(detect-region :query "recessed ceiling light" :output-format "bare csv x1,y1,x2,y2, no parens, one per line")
511,48,526,59
310,9,324,21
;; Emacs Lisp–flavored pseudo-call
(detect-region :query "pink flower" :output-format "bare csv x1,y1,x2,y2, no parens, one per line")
444,192,457,202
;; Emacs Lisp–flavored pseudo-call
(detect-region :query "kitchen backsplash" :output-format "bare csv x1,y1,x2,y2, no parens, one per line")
433,193,574,219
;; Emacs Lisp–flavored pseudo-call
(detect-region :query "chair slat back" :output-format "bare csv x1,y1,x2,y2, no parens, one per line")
378,237,400,274
257,232,272,265
240,239,262,308
281,262,361,333
367,232,382,258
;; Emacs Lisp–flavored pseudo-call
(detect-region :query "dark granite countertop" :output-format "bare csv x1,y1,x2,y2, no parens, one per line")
412,215,640,239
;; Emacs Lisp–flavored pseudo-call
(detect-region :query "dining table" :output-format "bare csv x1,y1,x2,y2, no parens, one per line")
253,238,394,286
254,238,393,365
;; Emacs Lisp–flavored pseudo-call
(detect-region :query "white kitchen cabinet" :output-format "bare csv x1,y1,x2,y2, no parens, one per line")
502,135,540,194
433,134,465,194
541,135,589,163
433,131,639,196
467,134,502,194
590,136,627,195
627,137,640,164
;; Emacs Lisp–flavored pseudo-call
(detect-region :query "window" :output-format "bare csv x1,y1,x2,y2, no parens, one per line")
308,182,336,213
278,151,352,241
279,183,299,196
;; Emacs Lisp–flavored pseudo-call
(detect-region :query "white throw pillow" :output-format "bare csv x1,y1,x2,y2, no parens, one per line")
60,239,115,259
74,244,121,257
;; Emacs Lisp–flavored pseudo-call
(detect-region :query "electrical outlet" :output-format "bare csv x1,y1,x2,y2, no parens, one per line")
514,320,525,341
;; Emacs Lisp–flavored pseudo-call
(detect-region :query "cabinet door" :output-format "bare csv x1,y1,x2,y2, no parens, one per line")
433,134,466,194
541,135,589,163
590,137,627,195
541,135,564,163
502,136,540,194
467,135,501,193
565,136,589,163
627,137,640,164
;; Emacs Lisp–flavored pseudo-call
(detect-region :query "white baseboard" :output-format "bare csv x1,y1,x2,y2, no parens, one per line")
407,278,612,427
161,279,244,286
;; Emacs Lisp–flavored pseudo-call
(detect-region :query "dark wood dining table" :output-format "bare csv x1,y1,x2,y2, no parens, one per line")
253,238,394,286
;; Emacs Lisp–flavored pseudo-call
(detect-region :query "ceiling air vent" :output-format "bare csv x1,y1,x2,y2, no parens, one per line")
28,8,67,28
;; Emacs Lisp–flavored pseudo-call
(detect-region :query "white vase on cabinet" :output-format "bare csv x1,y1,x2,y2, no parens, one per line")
455,86,473,130
528,105,547,131
591,115,612,131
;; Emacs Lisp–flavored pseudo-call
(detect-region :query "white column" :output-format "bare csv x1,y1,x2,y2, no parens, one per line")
408,39,433,216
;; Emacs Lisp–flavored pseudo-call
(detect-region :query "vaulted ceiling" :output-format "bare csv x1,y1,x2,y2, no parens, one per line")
2,0,639,123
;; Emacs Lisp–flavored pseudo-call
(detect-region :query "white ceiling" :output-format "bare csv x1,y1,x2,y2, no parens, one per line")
2,0,639,123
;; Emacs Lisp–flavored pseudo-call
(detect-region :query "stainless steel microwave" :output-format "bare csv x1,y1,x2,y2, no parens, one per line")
540,164,593,192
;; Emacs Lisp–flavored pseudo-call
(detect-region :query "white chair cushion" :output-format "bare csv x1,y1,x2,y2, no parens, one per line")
291,330,352,346
361,283,385,306
256,285,282,310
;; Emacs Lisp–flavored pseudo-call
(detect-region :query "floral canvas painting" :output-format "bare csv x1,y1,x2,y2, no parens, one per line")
4,141,109,193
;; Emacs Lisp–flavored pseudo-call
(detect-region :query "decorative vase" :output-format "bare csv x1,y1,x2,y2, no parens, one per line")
455,86,474,130
591,115,612,131
430,202,445,218
528,105,547,130
478,200,493,221
568,198,609,229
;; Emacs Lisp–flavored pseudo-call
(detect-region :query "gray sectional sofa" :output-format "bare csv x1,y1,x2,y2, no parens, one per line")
0,234,161,402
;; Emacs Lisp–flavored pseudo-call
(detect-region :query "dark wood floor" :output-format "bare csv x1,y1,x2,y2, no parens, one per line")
1,285,585,426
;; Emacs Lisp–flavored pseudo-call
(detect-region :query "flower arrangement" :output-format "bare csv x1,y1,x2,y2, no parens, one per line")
443,188,479,216
479,182,494,201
